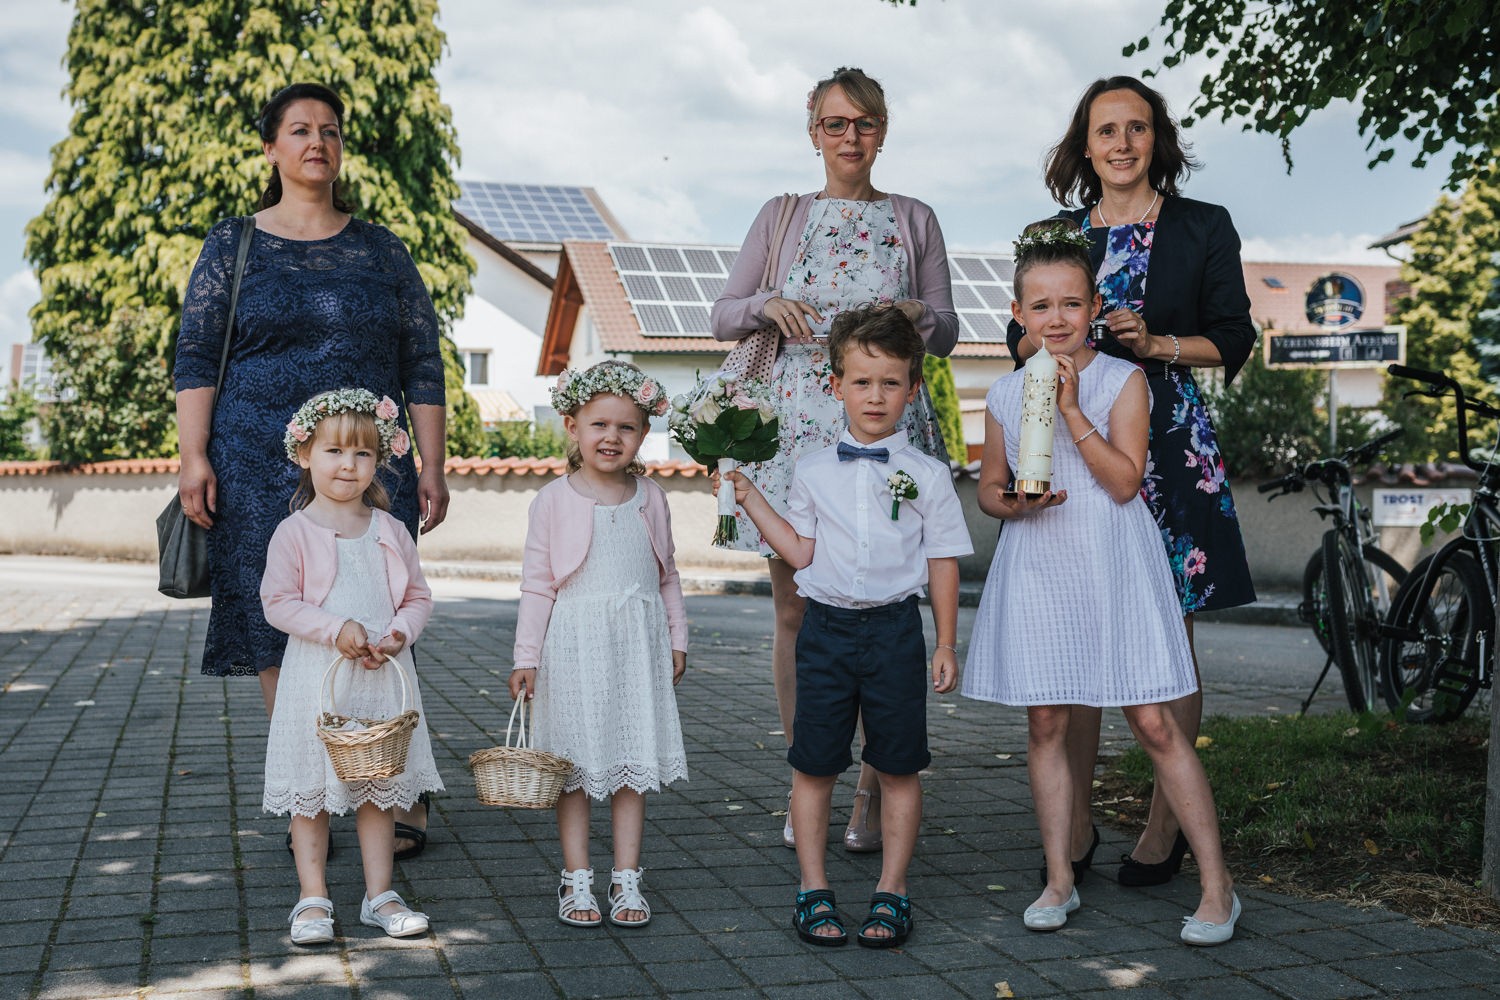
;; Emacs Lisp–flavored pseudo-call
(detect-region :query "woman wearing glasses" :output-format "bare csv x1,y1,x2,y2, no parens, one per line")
711,66,958,854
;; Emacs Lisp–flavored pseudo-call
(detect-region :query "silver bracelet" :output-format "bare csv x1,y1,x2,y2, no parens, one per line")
1073,426,1099,445
1166,333,1181,368
935,643,957,652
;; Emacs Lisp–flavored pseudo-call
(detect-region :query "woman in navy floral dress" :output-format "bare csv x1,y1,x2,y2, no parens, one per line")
174,83,448,857
1007,76,1256,890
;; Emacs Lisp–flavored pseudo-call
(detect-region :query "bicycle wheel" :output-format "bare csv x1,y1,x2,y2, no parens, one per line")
1322,529,1381,712
1379,550,1491,723
1301,545,1405,655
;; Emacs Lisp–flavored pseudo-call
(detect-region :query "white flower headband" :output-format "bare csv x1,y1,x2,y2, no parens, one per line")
550,362,672,418
284,388,410,462
1013,224,1093,258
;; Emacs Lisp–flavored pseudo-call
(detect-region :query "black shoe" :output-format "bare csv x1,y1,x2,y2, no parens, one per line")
1037,824,1100,887
1117,831,1190,887
394,792,431,862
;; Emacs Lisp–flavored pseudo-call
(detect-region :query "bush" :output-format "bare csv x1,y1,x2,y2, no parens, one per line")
0,386,39,460
923,354,965,461
1203,346,1329,477
485,421,569,460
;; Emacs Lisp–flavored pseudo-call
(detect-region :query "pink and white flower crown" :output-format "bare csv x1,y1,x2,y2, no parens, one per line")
283,387,410,462
550,361,671,418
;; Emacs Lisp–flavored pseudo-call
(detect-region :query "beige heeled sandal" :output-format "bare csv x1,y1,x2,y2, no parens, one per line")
842,788,882,853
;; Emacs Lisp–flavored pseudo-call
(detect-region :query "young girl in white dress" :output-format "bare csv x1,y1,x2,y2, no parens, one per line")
260,388,444,946
509,361,688,929
962,223,1240,945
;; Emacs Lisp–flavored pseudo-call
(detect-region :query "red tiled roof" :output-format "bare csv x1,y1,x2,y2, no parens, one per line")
0,457,708,478
1242,261,1403,331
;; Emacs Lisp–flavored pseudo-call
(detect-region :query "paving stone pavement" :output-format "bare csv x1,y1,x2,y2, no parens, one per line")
0,555,1496,1000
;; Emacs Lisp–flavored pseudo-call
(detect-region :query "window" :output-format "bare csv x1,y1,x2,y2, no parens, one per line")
464,350,490,387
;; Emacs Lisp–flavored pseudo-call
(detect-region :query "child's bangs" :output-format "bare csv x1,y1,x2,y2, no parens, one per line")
312,410,381,451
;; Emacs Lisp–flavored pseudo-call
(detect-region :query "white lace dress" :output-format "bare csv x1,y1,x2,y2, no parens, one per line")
262,520,444,817
532,486,688,799
962,354,1198,707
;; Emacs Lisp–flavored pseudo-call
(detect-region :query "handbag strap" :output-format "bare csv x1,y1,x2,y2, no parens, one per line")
758,193,799,295
206,215,257,435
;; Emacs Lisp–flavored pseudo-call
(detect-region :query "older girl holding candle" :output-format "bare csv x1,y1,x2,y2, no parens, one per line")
964,221,1238,945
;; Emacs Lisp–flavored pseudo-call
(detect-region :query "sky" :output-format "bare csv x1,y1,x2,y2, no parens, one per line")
0,0,1456,383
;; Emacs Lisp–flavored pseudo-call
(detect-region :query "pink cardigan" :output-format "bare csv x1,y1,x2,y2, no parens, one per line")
261,508,433,648
709,192,959,356
514,475,688,669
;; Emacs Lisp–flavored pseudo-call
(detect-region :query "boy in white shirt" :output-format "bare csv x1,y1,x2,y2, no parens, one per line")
727,305,973,950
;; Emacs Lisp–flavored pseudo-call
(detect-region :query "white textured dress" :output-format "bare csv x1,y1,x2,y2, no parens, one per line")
963,353,1198,707
532,486,688,799
263,521,444,817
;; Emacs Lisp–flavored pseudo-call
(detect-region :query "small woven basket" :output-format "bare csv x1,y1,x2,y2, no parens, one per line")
469,686,572,808
316,656,419,782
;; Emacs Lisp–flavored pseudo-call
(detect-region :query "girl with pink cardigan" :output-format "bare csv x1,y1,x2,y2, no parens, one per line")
509,361,688,930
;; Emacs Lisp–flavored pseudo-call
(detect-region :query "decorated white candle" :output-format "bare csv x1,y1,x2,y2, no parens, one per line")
1015,347,1058,495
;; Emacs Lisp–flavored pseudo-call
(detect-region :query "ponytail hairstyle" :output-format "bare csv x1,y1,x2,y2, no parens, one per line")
256,82,355,213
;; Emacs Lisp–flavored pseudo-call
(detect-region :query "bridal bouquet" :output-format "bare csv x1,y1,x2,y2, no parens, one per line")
669,374,780,545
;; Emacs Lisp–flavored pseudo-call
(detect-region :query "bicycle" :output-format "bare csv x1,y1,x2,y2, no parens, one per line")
1379,364,1497,723
1258,427,1406,713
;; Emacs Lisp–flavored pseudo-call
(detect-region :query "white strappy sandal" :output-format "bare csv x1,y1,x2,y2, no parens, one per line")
360,889,430,938
558,867,602,927
608,867,651,928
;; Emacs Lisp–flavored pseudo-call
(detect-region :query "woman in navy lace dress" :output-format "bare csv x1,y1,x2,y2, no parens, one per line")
1007,76,1256,891
173,83,448,854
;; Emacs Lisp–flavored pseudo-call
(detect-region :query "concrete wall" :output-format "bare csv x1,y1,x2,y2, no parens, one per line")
0,467,1464,589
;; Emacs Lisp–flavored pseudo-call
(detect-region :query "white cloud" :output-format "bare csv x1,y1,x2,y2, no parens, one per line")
0,268,40,383
0,149,50,209
1241,234,1397,267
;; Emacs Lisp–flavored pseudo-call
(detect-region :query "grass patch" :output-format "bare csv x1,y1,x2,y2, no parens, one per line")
1096,712,1498,926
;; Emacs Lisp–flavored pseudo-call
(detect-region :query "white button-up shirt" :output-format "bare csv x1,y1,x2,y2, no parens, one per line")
785,430,973,608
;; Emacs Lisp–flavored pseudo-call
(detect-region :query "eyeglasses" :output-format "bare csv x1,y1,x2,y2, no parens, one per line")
813,115,885,137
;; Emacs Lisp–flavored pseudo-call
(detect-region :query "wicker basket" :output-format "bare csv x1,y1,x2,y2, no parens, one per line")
316,656,419,782
469,687,572,808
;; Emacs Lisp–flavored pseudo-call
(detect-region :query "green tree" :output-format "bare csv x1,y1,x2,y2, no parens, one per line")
1135,0,1498,188
25,0,483,463
485,420,569,460
922,355,965,462
0,386,39,461
1381,172,1500,464
1202,343,1328,478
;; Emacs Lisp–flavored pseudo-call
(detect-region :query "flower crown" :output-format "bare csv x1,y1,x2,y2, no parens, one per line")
283,388,410,462
1013,224,1093,258
550,362,672,418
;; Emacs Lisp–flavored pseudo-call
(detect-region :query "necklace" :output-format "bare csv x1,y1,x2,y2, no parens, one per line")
1096,190,1159,228
573,474,629,522
819,187,880,224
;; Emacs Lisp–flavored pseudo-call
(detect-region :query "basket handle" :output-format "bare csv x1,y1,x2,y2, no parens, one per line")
319,653,411,719
505,683,532,750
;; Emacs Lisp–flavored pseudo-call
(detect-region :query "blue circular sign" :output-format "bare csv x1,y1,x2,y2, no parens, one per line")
1305,273,1365,329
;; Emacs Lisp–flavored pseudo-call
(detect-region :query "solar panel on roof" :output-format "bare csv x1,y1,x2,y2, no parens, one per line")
607,241,1016,344
455,180,619,243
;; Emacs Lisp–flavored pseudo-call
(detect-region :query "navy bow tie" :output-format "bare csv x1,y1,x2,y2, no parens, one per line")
837,442,890,463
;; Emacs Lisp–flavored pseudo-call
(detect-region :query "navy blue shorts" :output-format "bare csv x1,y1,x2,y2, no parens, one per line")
787,596,931,778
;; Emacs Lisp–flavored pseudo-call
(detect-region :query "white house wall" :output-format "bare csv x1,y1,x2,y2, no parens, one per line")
453,233,557,416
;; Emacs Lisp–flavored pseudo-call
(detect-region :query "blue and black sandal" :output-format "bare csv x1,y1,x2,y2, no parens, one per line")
792,888,847,947
857,891,912,949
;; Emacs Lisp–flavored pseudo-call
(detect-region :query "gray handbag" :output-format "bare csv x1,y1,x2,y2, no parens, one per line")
156,216,256,599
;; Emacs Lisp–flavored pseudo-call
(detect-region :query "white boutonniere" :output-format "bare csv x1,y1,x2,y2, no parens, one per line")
887,470,919,520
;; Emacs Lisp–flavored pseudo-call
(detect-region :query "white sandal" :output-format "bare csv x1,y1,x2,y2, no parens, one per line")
289,896,335,946
360,889,430,938
557,867,602,927
608,867,651,928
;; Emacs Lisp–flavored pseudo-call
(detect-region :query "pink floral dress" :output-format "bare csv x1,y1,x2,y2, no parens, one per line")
727,197,947,554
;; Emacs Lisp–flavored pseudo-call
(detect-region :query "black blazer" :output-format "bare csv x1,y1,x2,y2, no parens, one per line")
1006,195,1257,384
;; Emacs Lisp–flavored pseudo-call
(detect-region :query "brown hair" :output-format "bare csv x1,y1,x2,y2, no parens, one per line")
1042,75,1200,207
256,82,354,213
827,305,925,384
1012,219,1095,302
807,67,889,130
289,410,392,512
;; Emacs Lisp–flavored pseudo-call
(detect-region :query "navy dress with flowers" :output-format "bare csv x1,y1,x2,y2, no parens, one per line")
175,218,446,676
1085,218,1255,614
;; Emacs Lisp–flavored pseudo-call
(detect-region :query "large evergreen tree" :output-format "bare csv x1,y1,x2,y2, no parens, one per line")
1381,169,1500,464
25,0,483,462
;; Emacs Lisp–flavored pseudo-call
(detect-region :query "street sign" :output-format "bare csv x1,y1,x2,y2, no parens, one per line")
1371,488,1472,528
1262,326,1406,370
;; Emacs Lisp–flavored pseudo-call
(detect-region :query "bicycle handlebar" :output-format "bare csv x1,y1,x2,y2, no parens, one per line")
1387,364,1500,471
